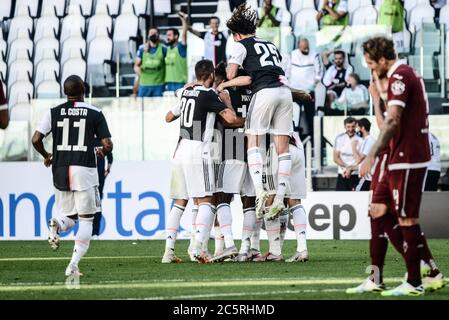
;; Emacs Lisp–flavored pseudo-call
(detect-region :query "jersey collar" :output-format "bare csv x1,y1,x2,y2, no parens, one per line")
387,59,407,78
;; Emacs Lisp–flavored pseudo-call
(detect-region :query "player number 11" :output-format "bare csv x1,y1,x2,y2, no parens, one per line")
57,118,87,152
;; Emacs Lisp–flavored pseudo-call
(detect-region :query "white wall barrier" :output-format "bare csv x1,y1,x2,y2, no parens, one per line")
0,162,371,240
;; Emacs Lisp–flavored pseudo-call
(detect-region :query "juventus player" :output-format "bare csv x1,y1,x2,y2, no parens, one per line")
358,37,443,296
225,4,294,221
31,75,113,276
163,60,241,263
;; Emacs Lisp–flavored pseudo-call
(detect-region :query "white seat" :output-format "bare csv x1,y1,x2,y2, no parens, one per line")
61,36,86,66
8,59,33,85
15,0,39,17
0,60,6,81
87,36,113,86
35,59,60,88
408,4,435,32
34,38,59,65
42,0,66,17
7,38,33,65
273,0,288,9
37,80,61,98
34,15,60,43
153,0,173,14
0,40,6,60
61,58,86,84
439,4,449,30
69,0,93,16
290,0,316,16
123,0,148,16
293,8,319,36
7,15,33,45
281,10,292,26
352,5,378,25
40,3,58,17
60,7,86,43
348,0,374,14
215,0,233,28
375,0,384,11
113,6,138,62
96,0,121,16
8,80,33,108
86,10,112,43
0,0,13,20
246,0,259,10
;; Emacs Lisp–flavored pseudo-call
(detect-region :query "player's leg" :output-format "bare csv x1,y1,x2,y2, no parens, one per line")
194,196,216,262
237,196,256,261
188,200,199,261
286,199,309,262
213,215,225,256
162,198,188,263
49,189,78,250
279,203,289,251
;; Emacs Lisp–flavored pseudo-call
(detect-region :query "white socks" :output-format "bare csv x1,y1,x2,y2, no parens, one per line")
251,218,263,251
189,205,199,251
195,203,215,255
247,147,264,195
214,225,224,255
275,153,291,203
291,204,307,252
165,204,185,252
56,216,76,232
240,207,256,254
217,203,235,249
69,217,93,267
279,209,289,250
265,214,282,256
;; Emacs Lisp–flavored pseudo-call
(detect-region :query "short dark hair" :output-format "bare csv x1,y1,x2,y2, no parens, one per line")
344,116,356,125
334,50,346,58
357,118,371,132
63,75,84,97
195,59,215,81
226,3,257,35
167,28,179,37
214,62,227,83
362,36,396,62
210,16,220,23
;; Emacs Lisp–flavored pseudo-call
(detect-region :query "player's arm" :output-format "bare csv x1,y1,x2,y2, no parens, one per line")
166,91,183,122
333,149,347,168
165,111,180,123
218,107,240,127
226,64,240,80
179,11,188,45
31,131,52,167
216,76,252,92
217,90,245,128
227,42,247,80
369,105,402,159
97,137,113,158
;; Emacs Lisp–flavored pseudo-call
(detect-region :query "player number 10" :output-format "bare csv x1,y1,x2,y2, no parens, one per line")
57,118,87,152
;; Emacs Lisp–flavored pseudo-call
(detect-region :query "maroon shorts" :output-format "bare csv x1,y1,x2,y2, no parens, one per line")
370,153,388,192
371,167,427,218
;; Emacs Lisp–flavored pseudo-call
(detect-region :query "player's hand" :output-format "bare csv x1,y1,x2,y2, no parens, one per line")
96,147,105,159
104,169,110,177
44,153,52,167
216,83,226,93
360,156,375,178
178,11,187,21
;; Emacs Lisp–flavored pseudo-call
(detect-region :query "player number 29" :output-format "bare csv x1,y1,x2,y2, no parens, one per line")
180,97,195,128
56,118,87,152
254,43,281,68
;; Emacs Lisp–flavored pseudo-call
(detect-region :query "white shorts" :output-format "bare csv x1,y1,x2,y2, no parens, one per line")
55,186,101,216
170,139,215,199
241,165,256,197
245,86,293,136
216,160,246,194
264,143,307,200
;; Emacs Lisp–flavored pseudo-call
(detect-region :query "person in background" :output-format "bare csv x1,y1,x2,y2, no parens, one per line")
188,16,228,66
333,117,363,191
257,0,282,28
0,81,8,129
377,0,405,53
165,12,188,92
286,38,323,139
351,118,376,191
92,137,113,238
134,27,167,97
331,73,369,115
425,132,441,191
317,0,349,27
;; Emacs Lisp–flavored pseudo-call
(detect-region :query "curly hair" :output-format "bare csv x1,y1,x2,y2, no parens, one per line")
226,3,257,35
362,36,396,62
214,61,227,82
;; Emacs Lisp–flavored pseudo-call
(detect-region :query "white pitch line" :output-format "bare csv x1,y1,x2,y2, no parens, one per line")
0,256,158,262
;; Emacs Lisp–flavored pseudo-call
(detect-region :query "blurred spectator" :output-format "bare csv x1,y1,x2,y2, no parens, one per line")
257,0,282,28
431,0,446,22
165,12,188,92
333,117,363,191
425,132,441,191
189,16,228,66
317,0,349,27
322,50,353,114
230,0,246,12
378,0,405,53
134,27,167,97
92,137,113,238
352,118,376,191
286,38,323,138
331,73,369,115
0,81,8,129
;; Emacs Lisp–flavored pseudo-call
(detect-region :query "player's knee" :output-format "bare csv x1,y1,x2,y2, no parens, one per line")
288,198,301,207
174,198,188,207
78,214,94,221
369,203,387,219
398,217,419,226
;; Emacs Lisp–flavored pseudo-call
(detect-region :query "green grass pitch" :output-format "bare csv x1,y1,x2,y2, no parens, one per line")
0,240,448,300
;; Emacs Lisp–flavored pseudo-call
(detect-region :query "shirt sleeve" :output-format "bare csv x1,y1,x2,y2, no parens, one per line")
137,46,143,59
177,43,187,58
387,72,409,108
95,112,111,139
205,91,227,114
228,41,247,66
322,67,334,87
337,0,348,13
361,137,376,156
200,32,207,39
36,109,52,135
334,135,341,152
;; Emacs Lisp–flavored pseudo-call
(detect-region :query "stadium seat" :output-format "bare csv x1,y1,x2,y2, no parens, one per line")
351,5,378,25
34,59,60,88
96,0,121,16
0,39,6,60
87,35,113,86
14,0,39,17
348,0,374,14
36,80,61,98
290,0,316,16
123,0,148,16
0,59,6,82
408,4,435,31
113,3,138,63
349,53,371,81
7,37,33,65
281,9,292,26
34,37,59,65
60,5,86,43
293,8,319,37
8,58,33,85
8,80,33,108
87,4,113,44
375,0,384,11
246,0,259,10
0,0,13,21
69,0,93,17
215,0,233,30
439,4,449,30
42,0,66,17
34,14,60,44
60,36,86,66
61,58,86,87
7,14,33,45
273,0,288,9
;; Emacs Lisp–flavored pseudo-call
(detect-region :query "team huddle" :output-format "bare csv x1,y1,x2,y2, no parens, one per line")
31,4,444,297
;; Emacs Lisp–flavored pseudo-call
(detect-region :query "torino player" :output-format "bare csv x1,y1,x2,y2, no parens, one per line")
356,37,444,296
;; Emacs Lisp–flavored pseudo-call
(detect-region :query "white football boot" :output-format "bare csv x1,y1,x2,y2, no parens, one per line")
208,246,238,263
381,281,424,297
286,250,309,263
48,218,60,251
346,277,385,294
422,273,445,292
255,190,269,219
65,263,83,277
